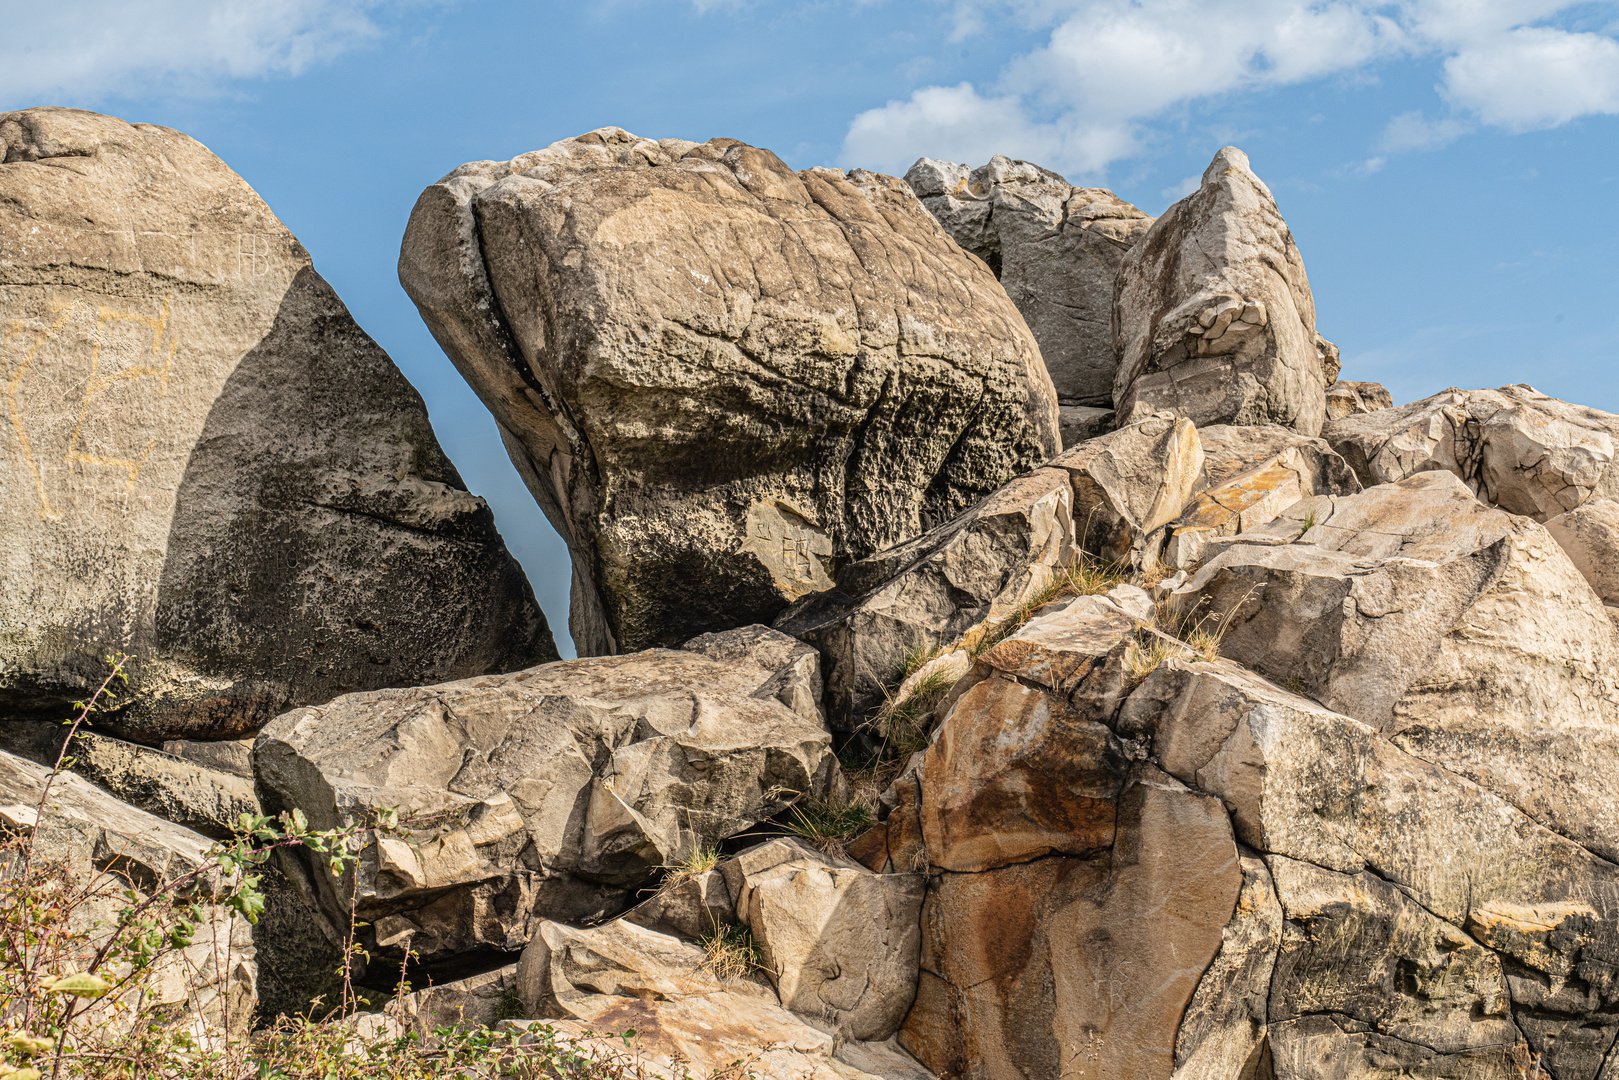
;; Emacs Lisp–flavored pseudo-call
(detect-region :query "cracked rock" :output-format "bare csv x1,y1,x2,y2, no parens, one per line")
400,127,1059,656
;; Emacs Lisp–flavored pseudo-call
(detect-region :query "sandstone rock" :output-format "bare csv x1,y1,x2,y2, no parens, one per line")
1324,383,1619,520
0,748,256,1039
0,721,256,838
1546,496,1619,608
1163,424,1360,570
362,964,522,1039
400,127,1060,656
776,465,1075,729
681,623,825,723
721,838,923,1040
0,107,555,741
905,155,1152,406
625,867,737,940
1171,470,1619,866
1057,405,1116,449
253,644,835,970
900,767,1241,1080
1325,379,1393,420
1113,147,1332,435
514,917,931,1080
162,738,254,777
1048,413,1203,565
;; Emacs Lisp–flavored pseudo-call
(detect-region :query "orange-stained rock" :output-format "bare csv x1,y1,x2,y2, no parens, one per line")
850,772,926,875
919,674,1124,873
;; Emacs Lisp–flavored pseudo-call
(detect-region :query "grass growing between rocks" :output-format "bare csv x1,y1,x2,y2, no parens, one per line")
655,847,723,895
697,925,764,983
783,797,875,859
973,553,1130,656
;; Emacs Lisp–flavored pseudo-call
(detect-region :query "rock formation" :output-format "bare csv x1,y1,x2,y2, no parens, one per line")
399,127,1060,656
0,107,554,742
252,630,836,975
1113,147,1336,435
906,154,1153,407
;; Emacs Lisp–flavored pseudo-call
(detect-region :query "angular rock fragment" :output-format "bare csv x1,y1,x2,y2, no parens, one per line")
1546,496,1619,609
1324,383,1619,520
0,107,555,741
1163,424,1360,570
721,837,923,1040
1113,147,1333,435
401,126,1059,656
1058,405,1117,449
252,640,835,969
1325,378,1393,420
905,154,1153,406
514,917,932,1080
1171,470,1619,865
625,867,737,940
1048,413,1203,564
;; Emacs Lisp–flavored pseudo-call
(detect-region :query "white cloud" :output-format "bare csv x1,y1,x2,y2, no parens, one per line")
0,0,389,106
840,0,1619,178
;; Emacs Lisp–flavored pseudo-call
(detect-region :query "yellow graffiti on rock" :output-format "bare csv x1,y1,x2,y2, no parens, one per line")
65,296,179,498
2,303,73,520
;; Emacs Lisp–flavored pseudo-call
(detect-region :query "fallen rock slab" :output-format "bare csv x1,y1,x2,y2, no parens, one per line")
1546,496,1619,609
0,106,555,741
1113,147,1334,435
905,154,1152,406
1047,413,1203,565
401,126,1059,655
253,638,836,968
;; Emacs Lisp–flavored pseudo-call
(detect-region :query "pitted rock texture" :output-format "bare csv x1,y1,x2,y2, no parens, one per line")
1113,147,1334,435
399,126,1060,656
0,107,554,742
1324,383,1619,521
905,154,1152,406
252,635,835,971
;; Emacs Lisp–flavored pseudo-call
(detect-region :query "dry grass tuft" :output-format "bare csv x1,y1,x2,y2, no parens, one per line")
699,924,765,982
783,796,876,859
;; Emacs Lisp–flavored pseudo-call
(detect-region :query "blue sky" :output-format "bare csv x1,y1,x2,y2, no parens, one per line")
8,0,1619,655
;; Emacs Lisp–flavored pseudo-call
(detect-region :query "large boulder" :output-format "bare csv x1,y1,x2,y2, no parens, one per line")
1546,496,1619,610
252,633,836,972
399,126,1060,656
905,154,1153,406
1169,470,1619,865
0,107,554,742
721,838,924,1041
1113,147,1336,435
1324,383,1619,520
1325,378,1393,420
0,748,257,1040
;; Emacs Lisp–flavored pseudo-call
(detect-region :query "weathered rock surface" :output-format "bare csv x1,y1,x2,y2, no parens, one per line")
1164,424,1360,570
1057,405,1116,448
1324,383,1619,520
400,126,1060,656
1172,469,1619,864
1547,496,1619,609
625,866,738,940
515,917,932,1080
1325,379,1393,420
905,155,1152,406
1113,147,1334,435
0,721,256,837
776,465,1075,729
0,748,256,1039
1049,413,1204,565
721,838,923,1040
0,107,555,741
253,639,836,970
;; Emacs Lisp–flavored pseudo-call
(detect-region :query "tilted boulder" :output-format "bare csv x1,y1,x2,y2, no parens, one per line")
0,107,553,742
721,838,924,1041
252,633,836,970
905,154,1152,406
1049,413,1204,564
1163,423,1361,570
1546,496,1619,611
513,917,932,1080
1170,470,1619,865
400,126,1060,656
1113,147,1336,435
1324,383,1619,520
1057,404,1115,448
1325,378,1393,420
0,749,256,1039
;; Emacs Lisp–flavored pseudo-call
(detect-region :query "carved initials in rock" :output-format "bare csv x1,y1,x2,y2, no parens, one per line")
743,500,834,599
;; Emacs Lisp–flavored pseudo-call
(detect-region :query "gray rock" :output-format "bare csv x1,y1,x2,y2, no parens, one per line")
1048,412,1203,564
1325,379,1393,420
722,837,924,1041
400,127,1060,657
162,738,254,778
625,867,737,940
1324,383,1619,520
1171,470,1619,865
0,721,255,838
775,466,1075,729
905,154,1153,406
0,107,554,742
1057,405,1116,448
680,623,824,724
253,643,836,968
1113,147,1333,435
